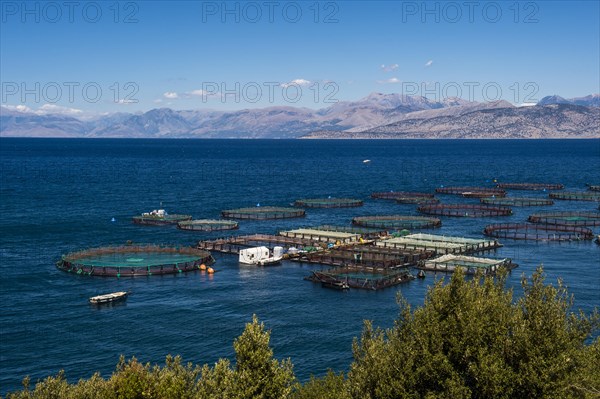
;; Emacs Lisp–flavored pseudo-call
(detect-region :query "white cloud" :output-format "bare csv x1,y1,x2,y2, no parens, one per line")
2,104,34,113
163,91,179,99
116,99,137,105
425,60,433,67
38,104,84,116
281,78,311,88
380,63,399,72
153,99,163,104
377,77,401,84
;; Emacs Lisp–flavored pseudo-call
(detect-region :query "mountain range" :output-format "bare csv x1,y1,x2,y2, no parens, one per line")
1,93,598,139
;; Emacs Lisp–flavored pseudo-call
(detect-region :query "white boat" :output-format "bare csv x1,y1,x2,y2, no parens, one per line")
89,291,129,304
239,246,283,266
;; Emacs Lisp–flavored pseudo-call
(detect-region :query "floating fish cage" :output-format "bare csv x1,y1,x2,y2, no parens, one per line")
418,204,512,217
198,234,324,255
305,267,415,290
435,186,506,197
280,228,362,244
298,245,431,269
352,215,442,230
480,197,554,207
549,192,600,202
418,254,517,275
177,219,239,231
395,197,440,204
496,182,564,191
483,224,594,241
221,206,305,220
132,214,192,226
371,191,434,200
56,245,215,277
314,225,388,239
527,211,600,227
376,233,502,255
587,184,600,192
294,198,363,208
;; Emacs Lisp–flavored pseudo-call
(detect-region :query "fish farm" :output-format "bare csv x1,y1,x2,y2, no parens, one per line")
375,233,502,254
549,191,600,202
132,214,192,226
483,223,594,241
280,228,362,244
221,206,305,220
177,219,239,231
294,198,363,208
496,182,564,190
352,215,442,229
418,254,517,275
418,204,513,217
395,196,440,204
435,186,506,197
296,245,431,269
527,211,600,227
312,225,388,239
305,267,415,290
480,197,554,207
197,234,324,254
371,191,435,200
56,245,215,277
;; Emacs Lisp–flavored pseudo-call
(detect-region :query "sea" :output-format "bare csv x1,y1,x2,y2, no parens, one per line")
1,138,599,394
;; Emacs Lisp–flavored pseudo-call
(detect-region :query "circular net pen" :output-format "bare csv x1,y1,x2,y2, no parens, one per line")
496,183,564,191
132,214,192,226
549,192,600,202
177,219,239,231
56,245,215,277
395,196,440,204
481,197,554,207
418,204,513,218
435,186,506,197
352,215,442,230
221,206,305,220
483,224,593,241
527,211,600,227
371,191,434,200
294,198,363,208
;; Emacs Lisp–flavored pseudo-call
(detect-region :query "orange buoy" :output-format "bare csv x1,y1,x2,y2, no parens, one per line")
207,267,215,274
200,264,207,270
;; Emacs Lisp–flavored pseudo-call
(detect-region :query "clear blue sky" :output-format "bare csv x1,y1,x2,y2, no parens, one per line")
1,0,599,114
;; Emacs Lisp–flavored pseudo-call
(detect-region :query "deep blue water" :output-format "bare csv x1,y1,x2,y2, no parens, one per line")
1,138,599,394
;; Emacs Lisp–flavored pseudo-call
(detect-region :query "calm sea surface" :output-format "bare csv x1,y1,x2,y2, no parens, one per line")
1,139,599,393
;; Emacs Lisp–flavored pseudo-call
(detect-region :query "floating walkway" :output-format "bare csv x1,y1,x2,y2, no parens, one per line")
294,198,363,208
418,254,517,275
221,206,305,220
496,182,564,191
352,215,442,229
56,245,215,277
483,223,594,241
418,204,513,217
177,219,239,231
280,228,361,244
528,211,600,227
549,192,600,202
375,233,502,255
435,186,506,197
481,197,554,207
305,267,414,290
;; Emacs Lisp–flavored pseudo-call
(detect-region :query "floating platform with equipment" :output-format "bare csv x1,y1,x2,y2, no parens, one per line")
177,219,239,231
57,245,215,277
295,245,432,269
496,182,564,191
418,204,512,217
528,211,600,227
221,206,305,220
198,234,325,255
483,223,594,241
375,233,502,255
279,228,362,244
352,215,442,229
418,254,517,275
294,198,363,208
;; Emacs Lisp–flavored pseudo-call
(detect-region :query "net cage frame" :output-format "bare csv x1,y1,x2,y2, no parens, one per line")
418,254,517,275
177,219,239,231
221,206,305,220
435,186,506,197
352,215,442,229
306,266,415,290
549,192,600,202
293,198,364,208
132,214,192,226
483,223,594,241
418,204,513,217
496,183,564,191
481,197,554,207
395,197,440,204
302,245,432,269
56,244,215,277
527,211,600,227
371,191,435,200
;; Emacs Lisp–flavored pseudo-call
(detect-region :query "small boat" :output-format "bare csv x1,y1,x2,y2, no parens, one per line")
89,291,129,304
321,280,350,290
417,270,426,279
362,159,371,163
